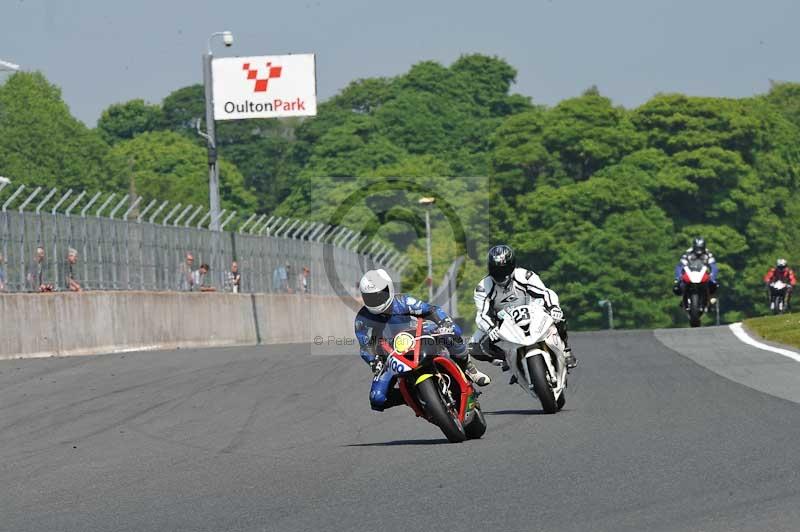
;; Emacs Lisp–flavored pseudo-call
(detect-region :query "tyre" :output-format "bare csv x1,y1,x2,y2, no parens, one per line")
527,355,558,414
689,293,702,328
416,377,466,443
464,407,487,440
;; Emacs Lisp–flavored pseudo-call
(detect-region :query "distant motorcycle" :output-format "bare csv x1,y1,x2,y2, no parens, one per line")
680,259,712,327
492,302,568,414
374,319,486,443
768,280,789,315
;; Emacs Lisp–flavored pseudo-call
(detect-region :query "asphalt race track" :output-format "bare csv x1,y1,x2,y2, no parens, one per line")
2,328,800,532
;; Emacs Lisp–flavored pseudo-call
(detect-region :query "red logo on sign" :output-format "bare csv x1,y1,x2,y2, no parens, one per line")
242,62,282,92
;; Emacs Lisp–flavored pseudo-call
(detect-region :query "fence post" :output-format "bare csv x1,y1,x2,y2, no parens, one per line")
162,203,182,226
136,199,157,222
184,205,204,227
35,188,58,215
122,196,143,220
148,201,169,224
94,193,115,218
65,191,86,217
238,213,257,233
173,204,193,226
196,210,211,229
249,214,267,235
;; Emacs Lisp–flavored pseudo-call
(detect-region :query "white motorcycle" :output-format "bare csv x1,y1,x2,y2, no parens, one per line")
769,279,789,315
494,303,567,414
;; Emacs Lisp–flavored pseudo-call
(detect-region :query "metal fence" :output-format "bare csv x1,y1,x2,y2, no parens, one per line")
0,183,408,295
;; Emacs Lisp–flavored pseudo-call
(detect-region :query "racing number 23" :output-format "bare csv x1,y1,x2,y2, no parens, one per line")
511,307,530,323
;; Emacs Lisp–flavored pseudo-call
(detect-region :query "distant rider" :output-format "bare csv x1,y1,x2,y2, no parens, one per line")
355,269,491,412
673,237,719,296
469,245,577,370
764,258,796,308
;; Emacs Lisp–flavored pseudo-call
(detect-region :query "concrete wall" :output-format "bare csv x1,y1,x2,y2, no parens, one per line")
0,291,359,359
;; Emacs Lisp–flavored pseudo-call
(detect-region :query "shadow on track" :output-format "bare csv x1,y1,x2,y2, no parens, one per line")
484,409,546,416
345,438,449,447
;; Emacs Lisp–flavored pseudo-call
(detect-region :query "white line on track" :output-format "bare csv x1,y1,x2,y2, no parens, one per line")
729,322,800,363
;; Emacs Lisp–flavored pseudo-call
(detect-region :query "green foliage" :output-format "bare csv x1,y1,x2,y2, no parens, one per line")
8,58,800,331
97,99,163,144
104,131,255,212
0,72,111,190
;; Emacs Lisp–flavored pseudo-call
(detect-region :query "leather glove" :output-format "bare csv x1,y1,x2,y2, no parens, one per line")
369,357,384,376
549,306,564,322
672,280,682,295
487,326,501,342
435,318,455,335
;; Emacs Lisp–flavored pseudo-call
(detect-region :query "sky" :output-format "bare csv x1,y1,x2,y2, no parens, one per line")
2,0,799,126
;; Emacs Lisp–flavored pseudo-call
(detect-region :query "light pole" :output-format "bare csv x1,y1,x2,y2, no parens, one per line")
419,197,435,301
598,299,614,330
0,59,20,72
1,58,20,83
201,31,233,231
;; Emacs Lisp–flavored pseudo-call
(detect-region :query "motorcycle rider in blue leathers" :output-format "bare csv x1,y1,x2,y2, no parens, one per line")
355,269,490,412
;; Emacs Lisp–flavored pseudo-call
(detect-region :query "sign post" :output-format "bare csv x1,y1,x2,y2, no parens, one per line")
202,52,221,230
203,50,317,232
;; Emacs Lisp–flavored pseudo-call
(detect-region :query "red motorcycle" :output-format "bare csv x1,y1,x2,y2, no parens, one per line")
375,319,487,443
680,259,712,327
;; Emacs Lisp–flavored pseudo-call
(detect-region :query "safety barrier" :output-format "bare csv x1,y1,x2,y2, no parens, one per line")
0,291,360,359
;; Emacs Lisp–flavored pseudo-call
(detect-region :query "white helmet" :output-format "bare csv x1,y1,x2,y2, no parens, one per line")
360,269,395,314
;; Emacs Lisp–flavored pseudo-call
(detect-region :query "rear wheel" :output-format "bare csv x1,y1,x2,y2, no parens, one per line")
416,377,466,443
527,355,558,414
689,293,702,327
464,407,487,439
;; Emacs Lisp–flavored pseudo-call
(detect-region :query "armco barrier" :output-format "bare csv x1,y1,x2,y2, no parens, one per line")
0,291,358,359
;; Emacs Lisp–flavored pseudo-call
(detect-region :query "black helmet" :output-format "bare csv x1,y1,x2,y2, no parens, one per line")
692,237,706,255
487,245,515,284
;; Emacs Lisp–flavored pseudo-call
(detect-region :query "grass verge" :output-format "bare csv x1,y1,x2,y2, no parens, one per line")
743,313,800,350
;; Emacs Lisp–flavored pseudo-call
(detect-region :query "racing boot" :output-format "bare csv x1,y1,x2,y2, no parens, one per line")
461,355,491,387
564,347,578,370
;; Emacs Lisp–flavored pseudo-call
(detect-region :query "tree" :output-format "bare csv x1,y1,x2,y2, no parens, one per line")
104,131,256,213
0,72,111,191
97,99,163,144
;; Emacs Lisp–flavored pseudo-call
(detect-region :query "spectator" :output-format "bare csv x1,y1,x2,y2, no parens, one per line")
193,263,216,292
298,266,310,294
0,253,6,292
27,246,53,292
272,263,288,293
285,263,294,293
64,248,82,292
178,253,195,291
226,261,242,293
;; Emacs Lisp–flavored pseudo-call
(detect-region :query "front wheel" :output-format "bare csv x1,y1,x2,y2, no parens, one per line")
689,293,702,327
527,355,558,414
464,407,487,439
416,377,466,443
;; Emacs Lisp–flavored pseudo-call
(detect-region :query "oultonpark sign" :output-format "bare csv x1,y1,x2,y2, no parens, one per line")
212,54,317,120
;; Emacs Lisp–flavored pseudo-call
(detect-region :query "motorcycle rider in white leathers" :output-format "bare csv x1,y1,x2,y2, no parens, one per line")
469,244,578,370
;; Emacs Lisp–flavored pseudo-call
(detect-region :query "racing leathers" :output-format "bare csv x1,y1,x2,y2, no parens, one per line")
354,294,485,412
470,268,575,368
673,248,719,295
764,266,796,306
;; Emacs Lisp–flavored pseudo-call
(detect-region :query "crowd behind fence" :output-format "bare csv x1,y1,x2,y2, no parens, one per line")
0,183,408,295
